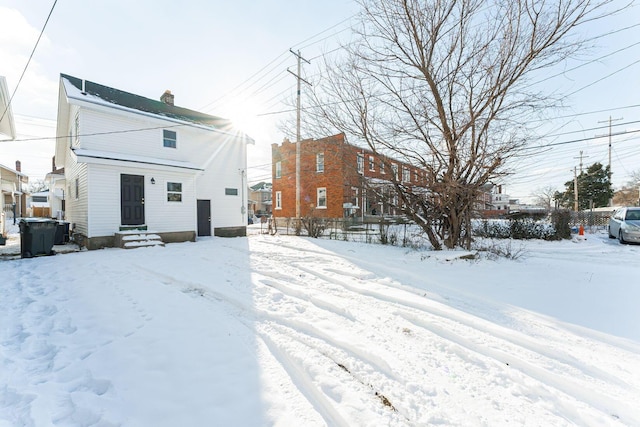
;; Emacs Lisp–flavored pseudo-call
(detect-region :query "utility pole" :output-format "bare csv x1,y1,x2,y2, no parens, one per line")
574,150,589,174
573,166,579,211
597,116,622,206
288,50,310,219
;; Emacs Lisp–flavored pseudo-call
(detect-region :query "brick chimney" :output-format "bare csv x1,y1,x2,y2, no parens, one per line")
15,160,21,172
160,90,174,106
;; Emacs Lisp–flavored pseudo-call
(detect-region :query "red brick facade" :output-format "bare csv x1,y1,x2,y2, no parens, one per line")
271,133,425,219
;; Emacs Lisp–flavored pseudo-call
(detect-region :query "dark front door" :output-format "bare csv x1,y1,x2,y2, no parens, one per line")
121,174,145,225
197,199,211,236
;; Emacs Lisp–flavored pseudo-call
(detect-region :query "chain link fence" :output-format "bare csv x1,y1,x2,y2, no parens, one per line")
257,210,615,247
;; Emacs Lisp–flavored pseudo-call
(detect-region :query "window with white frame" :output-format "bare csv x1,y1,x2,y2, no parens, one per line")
275,161,282,179
351,187,359,207
316,152,324,172
380,161,385,174
368,156,375,171
402,166,410,182
163,129,177,148
357,153,364,174
317,187,327,208
167,182,182,202
392,163,398,180
275,191,282,209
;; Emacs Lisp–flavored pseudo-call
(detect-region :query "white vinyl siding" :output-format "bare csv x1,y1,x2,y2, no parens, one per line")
59,83,248,239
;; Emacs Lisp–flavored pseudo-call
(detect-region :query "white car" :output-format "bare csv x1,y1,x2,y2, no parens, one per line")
608,207,640,244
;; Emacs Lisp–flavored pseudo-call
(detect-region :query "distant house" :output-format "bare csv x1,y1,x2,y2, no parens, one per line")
27,190,50,218
248,181,272,216
271,133,425,219
1,161,28,234
45,162,65,219
54,74,253,249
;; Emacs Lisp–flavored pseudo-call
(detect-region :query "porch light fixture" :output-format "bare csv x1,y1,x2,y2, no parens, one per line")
150,177,155,184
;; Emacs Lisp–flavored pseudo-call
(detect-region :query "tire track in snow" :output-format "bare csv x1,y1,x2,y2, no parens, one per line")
252,239,639,424
296,259,639,389
132,263,413,423
398,310,639,426
134,240,638,425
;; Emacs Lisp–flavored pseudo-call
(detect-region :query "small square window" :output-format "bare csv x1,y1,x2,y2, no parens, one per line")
225,188,238,196
167,182,182,202
163,130,177,148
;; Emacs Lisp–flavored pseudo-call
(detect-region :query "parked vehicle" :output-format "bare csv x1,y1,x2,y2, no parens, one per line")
608,207,640,244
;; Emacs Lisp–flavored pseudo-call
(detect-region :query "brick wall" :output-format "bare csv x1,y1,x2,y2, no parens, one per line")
272,134,424,219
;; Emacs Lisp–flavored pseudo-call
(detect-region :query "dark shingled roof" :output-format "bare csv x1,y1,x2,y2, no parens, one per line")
61,73,234,130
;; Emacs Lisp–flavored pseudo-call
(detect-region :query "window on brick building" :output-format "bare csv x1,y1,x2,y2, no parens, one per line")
357,154,364,174
275,161,282,179
368,156,375,171
317,187,327,208
352,187,359,207
392,164,398,180
402,167,410,182
316,153,324,172
380,161,385,174
275,191,282,209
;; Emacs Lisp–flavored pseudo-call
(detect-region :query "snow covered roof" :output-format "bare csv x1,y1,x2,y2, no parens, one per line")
60,74,253,142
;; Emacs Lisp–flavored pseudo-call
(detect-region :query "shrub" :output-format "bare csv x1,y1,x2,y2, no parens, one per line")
473,218,556,240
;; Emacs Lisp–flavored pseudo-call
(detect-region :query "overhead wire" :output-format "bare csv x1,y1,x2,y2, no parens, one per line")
0,0,58,123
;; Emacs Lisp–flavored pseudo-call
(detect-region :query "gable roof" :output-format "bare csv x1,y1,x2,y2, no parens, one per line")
60,74,238,132
250,181,272,191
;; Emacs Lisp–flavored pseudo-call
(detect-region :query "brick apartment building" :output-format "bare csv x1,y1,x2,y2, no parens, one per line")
271,133,426,219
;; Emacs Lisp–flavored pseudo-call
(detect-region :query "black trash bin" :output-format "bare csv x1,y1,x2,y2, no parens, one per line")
19,219,57,258
54,221,70,245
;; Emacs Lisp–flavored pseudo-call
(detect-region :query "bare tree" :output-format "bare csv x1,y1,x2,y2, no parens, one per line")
531,185,558,212
613,169,640,206
302,0,621,249
27,179,47,194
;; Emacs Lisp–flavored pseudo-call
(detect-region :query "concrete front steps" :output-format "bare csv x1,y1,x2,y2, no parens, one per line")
114,230,165,249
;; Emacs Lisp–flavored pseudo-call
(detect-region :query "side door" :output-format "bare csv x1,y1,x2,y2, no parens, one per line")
121,174,145,225
197,199,211,236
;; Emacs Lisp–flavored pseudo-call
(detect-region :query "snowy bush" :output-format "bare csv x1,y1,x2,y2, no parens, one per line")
473,218,558,240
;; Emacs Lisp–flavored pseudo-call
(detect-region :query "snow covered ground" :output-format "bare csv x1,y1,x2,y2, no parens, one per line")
1,227,639,426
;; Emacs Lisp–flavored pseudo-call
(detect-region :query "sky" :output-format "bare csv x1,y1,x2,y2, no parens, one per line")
1,0,639,202
1,225,640,425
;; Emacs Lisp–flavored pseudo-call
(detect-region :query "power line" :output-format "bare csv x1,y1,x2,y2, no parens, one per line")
198,16,355,114
0,0,58,123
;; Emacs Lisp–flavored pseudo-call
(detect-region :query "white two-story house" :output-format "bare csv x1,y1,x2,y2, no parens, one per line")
54,74,253,249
